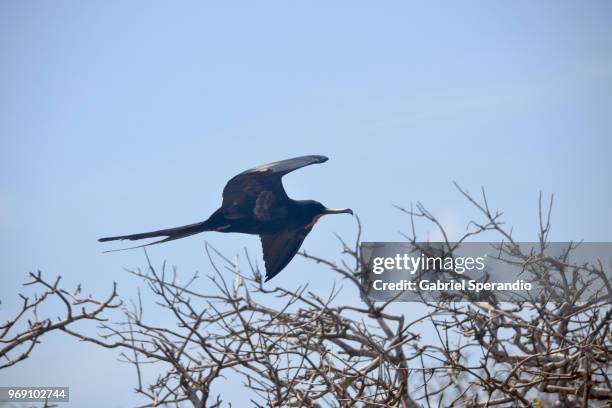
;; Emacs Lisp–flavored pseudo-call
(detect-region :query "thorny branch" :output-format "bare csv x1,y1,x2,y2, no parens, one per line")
0,271,120,369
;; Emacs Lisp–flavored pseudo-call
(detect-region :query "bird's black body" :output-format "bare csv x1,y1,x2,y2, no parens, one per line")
203,199,325,235
99,155,352,281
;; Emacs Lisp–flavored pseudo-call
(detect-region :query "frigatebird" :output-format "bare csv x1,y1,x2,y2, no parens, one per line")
99,155,353,281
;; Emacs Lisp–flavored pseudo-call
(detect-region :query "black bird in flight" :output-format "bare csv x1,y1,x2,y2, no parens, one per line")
99,155,353,281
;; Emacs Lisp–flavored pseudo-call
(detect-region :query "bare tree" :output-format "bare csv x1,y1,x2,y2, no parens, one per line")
393,185,611,407
3,186,610,407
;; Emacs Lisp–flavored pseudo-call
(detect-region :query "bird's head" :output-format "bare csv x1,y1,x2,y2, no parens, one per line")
301,200,353,229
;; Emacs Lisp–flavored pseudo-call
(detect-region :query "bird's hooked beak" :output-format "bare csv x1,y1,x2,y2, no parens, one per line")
323,208,354,216
306,208,353,229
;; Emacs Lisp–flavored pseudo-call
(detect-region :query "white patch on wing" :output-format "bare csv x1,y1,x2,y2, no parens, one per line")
253,165,271,172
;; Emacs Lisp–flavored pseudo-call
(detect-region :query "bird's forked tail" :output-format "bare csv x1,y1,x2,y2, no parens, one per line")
98,221,209,252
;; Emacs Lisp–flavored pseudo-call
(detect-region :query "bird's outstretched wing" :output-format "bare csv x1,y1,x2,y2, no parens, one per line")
260,228,311,281
222,155,328,220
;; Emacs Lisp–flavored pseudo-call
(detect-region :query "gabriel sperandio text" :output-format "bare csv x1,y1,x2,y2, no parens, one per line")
372,279,532,292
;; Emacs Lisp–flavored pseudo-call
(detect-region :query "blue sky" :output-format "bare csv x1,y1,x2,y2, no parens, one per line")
1,2,611,406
